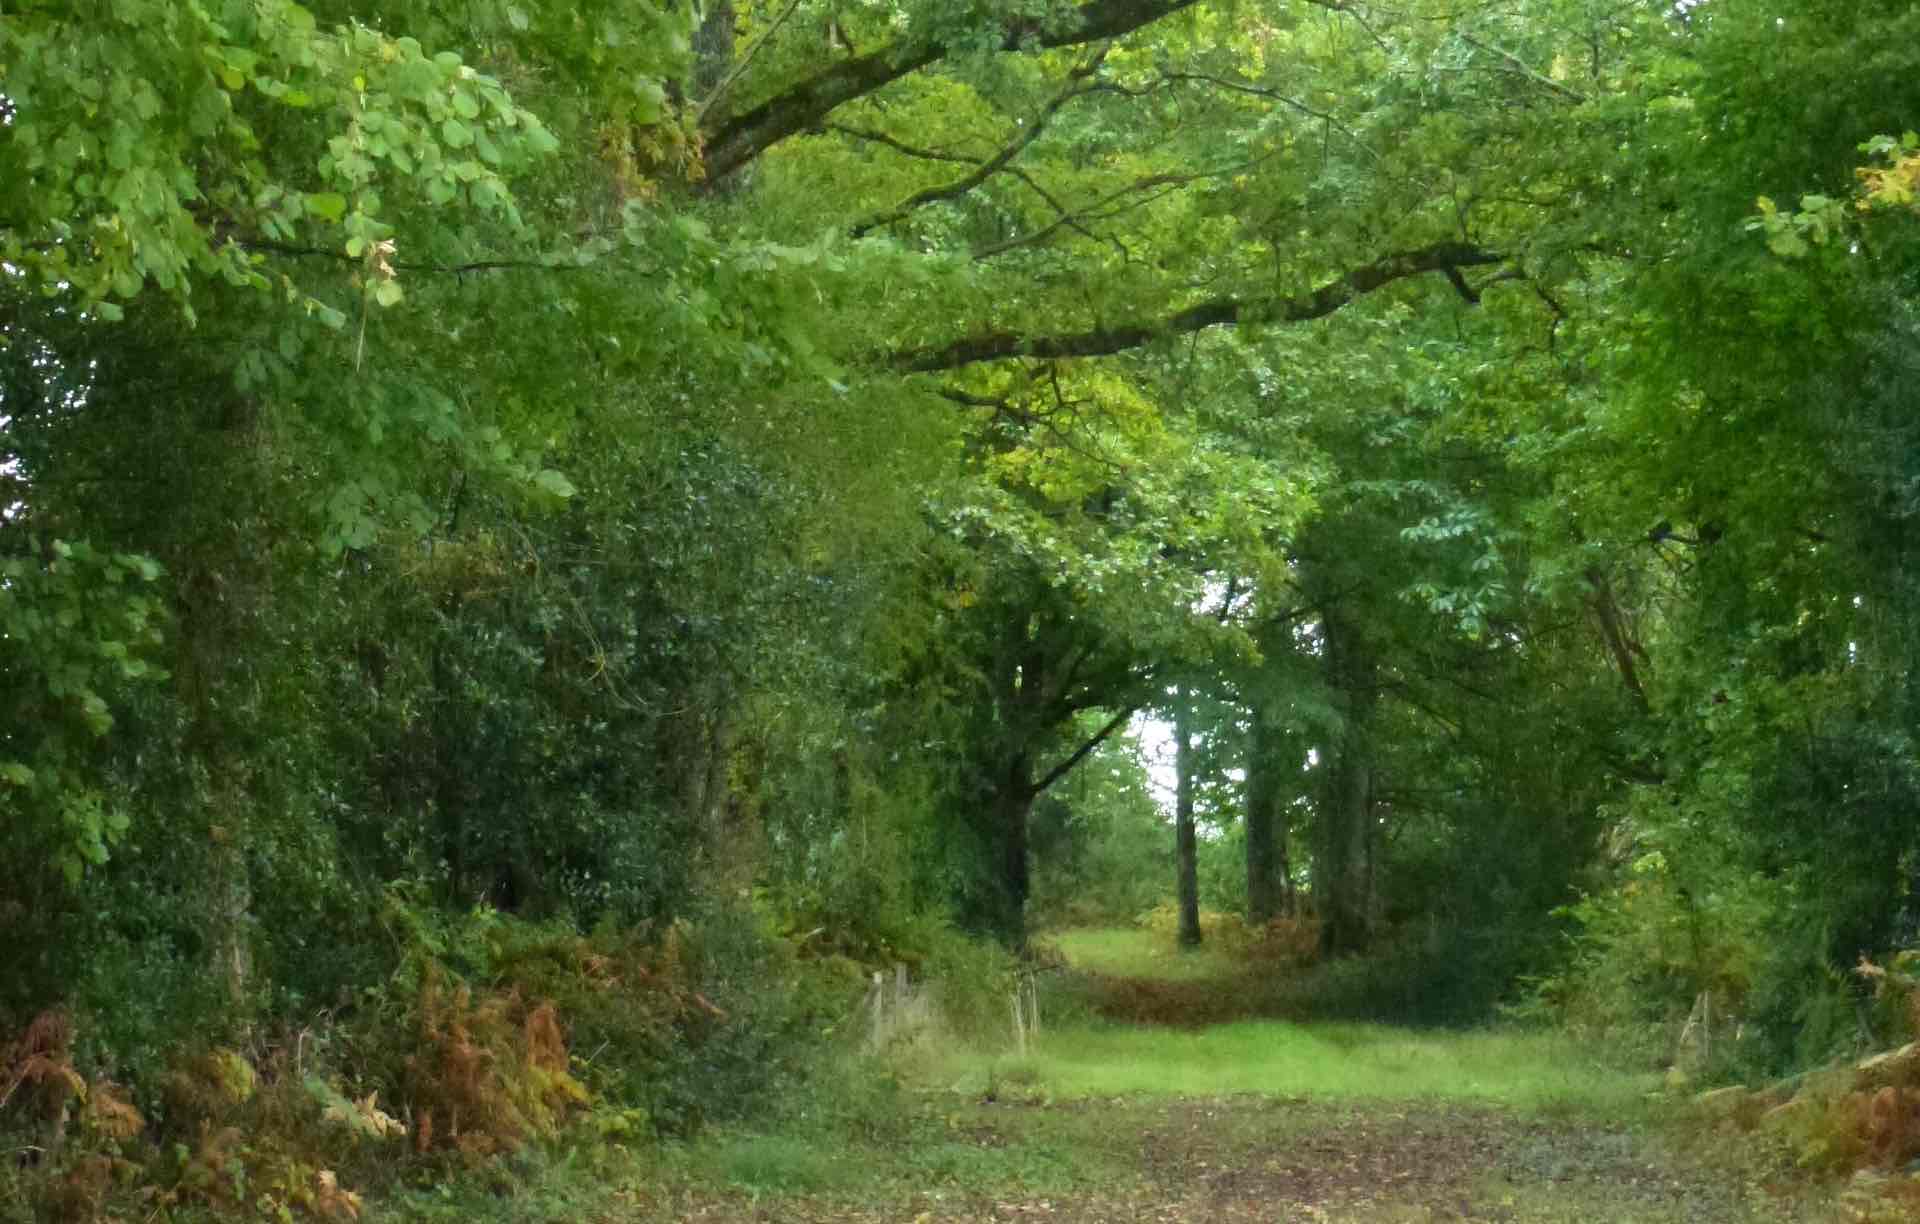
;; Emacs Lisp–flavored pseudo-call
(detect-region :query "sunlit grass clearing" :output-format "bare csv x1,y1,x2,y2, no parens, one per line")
925,1022,1657,1114
1040,925,1248,981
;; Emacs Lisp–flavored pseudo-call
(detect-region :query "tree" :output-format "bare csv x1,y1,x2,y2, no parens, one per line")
1171,684,1203,948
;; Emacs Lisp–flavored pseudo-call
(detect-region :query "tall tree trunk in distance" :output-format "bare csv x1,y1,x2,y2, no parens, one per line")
1317,612,1377,959
1245,700,1286,925
966,591,1141,950
1174,687,1202,949
430,603,469,906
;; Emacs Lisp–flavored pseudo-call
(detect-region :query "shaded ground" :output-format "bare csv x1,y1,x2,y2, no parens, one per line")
1077,970,1305,1028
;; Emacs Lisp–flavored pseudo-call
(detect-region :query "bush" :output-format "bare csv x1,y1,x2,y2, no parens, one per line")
913,924,1019,1048
1519,845,1774,1069
0,890,896,1221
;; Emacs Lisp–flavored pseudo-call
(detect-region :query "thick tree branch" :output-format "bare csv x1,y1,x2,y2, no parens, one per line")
1585,565,1650,714
891,242,1504,371
702,0,1209,179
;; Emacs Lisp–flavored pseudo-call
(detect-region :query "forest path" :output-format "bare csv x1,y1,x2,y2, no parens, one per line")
615,930,1831,1222
627,1092,1819,1222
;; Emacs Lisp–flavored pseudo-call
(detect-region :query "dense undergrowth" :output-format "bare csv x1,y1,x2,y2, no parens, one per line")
0,892,1014,1223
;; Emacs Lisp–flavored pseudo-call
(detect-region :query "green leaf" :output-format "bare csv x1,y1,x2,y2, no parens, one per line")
523,120,558,156
533,469,577,499
307,191,348,222
440,117,472,148
373,280,403,307
1767,231,1809,259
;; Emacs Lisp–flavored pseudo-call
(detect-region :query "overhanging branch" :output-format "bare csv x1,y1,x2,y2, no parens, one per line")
1032,706,1137,796
890,242,1504,371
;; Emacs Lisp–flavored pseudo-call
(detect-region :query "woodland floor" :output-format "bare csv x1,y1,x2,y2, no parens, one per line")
580,931,1843,1224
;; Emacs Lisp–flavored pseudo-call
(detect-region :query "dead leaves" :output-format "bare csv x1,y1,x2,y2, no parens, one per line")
312,1079,409,1142
0,1008,83,1117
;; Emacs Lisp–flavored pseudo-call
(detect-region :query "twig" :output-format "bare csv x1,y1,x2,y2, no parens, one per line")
1159,71,1377,160
849,45,1113,238
239,241,595,276
971,150,1279,260
826,122,980,164
1458,33,1586,103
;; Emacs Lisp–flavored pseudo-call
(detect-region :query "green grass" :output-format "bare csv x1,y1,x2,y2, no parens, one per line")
1039,926,1250,982
700,1134,849,1194
1000,924,1661,1114
652,1096,1141,1201
924,1019,1659,1112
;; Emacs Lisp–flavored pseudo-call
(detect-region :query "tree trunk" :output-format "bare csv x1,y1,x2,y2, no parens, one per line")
972,754,1037,949
1317,611,1377,959
692,0,736,99
1174,688,1202,949
171,548,262,1010
430,635,468,905
1245,700,1286,925
1002,779,1033,948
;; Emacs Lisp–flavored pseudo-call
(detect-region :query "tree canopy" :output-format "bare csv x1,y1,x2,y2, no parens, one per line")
5,0,1920,1139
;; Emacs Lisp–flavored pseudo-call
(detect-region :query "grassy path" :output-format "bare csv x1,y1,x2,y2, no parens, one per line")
551,929,1834,1223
